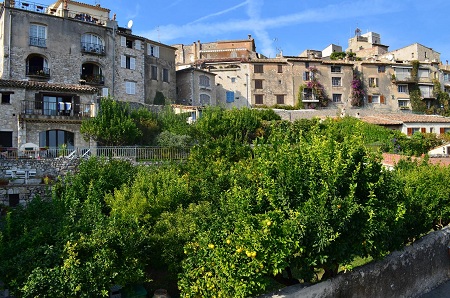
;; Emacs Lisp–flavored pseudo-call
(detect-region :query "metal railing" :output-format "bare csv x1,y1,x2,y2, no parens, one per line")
26,66,50,77
0,147,191,162
13,1,47,13
29,36,46,47
81,42,106,55
80,73,105,85
21,100,96,117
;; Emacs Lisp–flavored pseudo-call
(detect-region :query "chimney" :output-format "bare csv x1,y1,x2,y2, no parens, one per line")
248,34,252,40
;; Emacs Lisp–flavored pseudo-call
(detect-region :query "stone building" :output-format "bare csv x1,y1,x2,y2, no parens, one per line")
0,0,177,149
176,67,216,107
115,26,176,104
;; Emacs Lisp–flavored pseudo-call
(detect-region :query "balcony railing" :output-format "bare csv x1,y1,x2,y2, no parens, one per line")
0,146,191,161
80,74,105,85
26,66,50,78
13,1,47,13
29,36,46,47
81,42,106,55
21,100,96,118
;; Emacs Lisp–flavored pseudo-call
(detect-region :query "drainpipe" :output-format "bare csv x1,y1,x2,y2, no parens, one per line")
112,24,116,98
8,11,12,78
191,69,195,105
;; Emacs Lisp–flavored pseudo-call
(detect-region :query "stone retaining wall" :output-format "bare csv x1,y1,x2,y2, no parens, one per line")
261,225,450,298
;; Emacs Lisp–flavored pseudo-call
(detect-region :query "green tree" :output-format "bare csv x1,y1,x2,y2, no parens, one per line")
153,91,166,105
80,98,142,146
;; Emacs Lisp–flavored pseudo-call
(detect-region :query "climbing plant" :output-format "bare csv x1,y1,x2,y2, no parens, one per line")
350,74,364,107
409,61,426,113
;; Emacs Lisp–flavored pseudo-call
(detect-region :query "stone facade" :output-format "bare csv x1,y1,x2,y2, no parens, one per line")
176,67,216,106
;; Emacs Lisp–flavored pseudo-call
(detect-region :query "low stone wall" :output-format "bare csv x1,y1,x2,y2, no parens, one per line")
0,158,77,207
261,226,450,298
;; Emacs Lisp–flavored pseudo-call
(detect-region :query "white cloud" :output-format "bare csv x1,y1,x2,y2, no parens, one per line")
137,0,403,57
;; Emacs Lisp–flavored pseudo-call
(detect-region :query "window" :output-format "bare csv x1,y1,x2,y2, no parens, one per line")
37,95,73,116
305,62,310,68
254,79,263,89
120,36,133,48
200,94,210,106
418,68,430,79
378,65,386,73
163,68,169,82
39,129,74,148
277,65,283,73
419,85,432,98
0,131,13,147
255,94,263,105
368,95,385,104
398,99,410,107
444,73,450,82
332,77,341,87
151,66,158,80
81,33,104,54
226,91,234,103
29,24,46,47
395,68,411,80
1,92,12,104
331,65,341,73
9,194,19,208
303,71,314,81
81,63,104,85
398,85,408,93
26,54,49,77
147,43,160,57
125,81,136,94
121,55,135,70
135,40,141,50
199,75,210,87
332,94,342,103
231,77,236,83
254,64,264,73
368,77,378,88
276,95,285,104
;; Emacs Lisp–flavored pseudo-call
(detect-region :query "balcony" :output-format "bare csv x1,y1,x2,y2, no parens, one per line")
14,1,47,13
81,42,106,55
29,36,46,47
26,66,50,78
20,100,96,119
80,74,105,85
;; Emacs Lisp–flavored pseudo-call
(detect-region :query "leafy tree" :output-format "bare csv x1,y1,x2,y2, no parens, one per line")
330,52,346,60
81,98,142,146
153,91,166,105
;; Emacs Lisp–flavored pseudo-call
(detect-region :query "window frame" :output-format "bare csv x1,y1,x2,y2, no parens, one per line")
162,68,169,83
147,44,160,57
121,55,136,70
151,65,158,80
277,65,283,73
276,94,285,104
125,81,136,95
331,65,341,73
199,75,210,87
332,94,342,103
397,84,408,93
254,79,263,89
1,92,12,104
331,77,342,87
29,23,47,47
254,64,264,73
226,91,234,103
255,94,264,105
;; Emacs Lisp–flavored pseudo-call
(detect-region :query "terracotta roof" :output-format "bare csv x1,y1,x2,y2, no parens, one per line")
362,114,450,125
0,79,98,93
382,153,450,167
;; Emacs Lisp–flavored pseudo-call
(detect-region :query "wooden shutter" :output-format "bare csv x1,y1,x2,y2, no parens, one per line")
380,95,385,104
34,93,43,110
120,36,126,47
407,128,413,136
121,55,126,68
73,96,80,115
421,127,426,133
440,128,445,134
368,95,373,103
130,57,136,70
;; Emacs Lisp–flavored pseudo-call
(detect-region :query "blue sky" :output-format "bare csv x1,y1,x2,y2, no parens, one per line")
39,0,450,62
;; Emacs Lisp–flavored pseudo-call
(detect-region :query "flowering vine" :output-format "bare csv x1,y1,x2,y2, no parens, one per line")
350,75,364,107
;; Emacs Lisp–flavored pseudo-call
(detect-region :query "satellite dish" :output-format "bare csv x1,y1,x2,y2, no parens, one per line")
386,54,394,61
127,20,133,29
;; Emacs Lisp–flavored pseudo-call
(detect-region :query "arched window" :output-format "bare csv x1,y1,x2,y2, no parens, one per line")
26,54,50,77
199,94,210,106
39,130,74,149
81,33,105,54
199,75,210,87
81,62,104,85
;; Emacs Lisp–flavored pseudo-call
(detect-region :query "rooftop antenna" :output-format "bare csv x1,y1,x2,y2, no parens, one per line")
95,0,100,5
157,26,160,43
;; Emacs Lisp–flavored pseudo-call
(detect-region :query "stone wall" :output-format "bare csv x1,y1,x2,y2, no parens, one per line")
0,158,76,207
261,225,450,298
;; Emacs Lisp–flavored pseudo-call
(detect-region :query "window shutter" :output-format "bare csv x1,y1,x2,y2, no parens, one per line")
421,127,426,133
120,36,126,47
155,46,160,58
73,96,80,115
440,128,445,134
34,93,43,109
407,128,413,135
130,57,136,70
135,40,141,50
121,55,126,68
302,72,307,80
368,95,373,103
380,95,385,104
